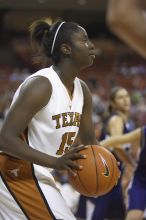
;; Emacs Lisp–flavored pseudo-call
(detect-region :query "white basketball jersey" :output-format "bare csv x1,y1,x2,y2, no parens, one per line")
12,66,84,158
0,66,83,220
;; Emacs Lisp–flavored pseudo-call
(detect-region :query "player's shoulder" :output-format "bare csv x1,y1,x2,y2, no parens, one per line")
25,66,53,85
33,66,52,76
109,114,123,125
20,67,52,100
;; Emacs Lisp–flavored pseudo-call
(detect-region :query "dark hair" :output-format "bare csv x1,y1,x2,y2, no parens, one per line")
108,86,126,113
100,86,129,137
29,19,80,64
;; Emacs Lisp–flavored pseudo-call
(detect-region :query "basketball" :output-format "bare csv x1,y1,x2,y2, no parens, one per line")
68,145,120,197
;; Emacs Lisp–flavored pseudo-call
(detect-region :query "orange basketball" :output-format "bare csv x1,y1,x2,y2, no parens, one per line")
68,145,120,197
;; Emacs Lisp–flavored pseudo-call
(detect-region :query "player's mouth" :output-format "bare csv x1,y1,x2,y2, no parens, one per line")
89,50,96,59
90,54,96,59
89,53,96,60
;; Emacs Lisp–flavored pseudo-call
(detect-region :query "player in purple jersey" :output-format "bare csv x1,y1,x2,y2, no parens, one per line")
101,126,146,220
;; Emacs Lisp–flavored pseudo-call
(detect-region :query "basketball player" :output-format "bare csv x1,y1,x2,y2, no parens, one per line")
101,126,146,220
0,20,98,220
76,86,135,220
106,0,146,58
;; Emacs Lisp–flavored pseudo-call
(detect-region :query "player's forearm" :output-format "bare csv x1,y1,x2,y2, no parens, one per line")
101,129,141,148
0,134,57,169
79,128,98,146
107,0,139,23
81,136,98,146
107,0,146,58
100,140,135,166
113,148,134,166
100,135,131,148
100,137,122,148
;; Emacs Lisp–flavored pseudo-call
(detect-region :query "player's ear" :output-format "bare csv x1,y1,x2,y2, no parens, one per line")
61,44,71,55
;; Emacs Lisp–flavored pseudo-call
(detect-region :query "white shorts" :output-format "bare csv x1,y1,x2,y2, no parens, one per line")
0,153,76,220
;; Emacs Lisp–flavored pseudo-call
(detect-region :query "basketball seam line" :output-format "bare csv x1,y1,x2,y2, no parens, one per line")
91,145,99,195
108,154,115,191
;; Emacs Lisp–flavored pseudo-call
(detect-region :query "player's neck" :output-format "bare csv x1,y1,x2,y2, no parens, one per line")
117,111,129,122
53,65,75,97
53,64,78,87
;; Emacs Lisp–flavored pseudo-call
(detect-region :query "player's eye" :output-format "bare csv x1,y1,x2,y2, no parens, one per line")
83,38,87,42
83,35,88,41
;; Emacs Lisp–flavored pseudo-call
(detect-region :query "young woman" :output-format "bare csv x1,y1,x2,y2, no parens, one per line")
76,86,135,220
0,19,98,220
101,127,146,220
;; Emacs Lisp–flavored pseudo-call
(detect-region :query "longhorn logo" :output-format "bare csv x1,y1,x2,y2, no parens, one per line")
8,165,23,177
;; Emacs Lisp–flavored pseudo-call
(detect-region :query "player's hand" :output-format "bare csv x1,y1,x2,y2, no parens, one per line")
54,145,87,176
100,141,123,149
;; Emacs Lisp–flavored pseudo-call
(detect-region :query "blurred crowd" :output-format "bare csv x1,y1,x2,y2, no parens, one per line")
1,38,146,134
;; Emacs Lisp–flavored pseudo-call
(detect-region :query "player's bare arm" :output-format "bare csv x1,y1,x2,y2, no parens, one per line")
0,76,85,172
0,77,53,165
101,128,141,148
79,80,98,145
106,0,146,58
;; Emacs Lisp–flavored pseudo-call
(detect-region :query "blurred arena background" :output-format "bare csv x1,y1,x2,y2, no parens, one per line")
0,0,146,136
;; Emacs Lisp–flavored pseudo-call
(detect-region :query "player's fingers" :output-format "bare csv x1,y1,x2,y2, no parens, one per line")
69,145,88,153
118,170,121,178
66,166,77,177
67,160,83,171
117,161,120,166
69,152,87,160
